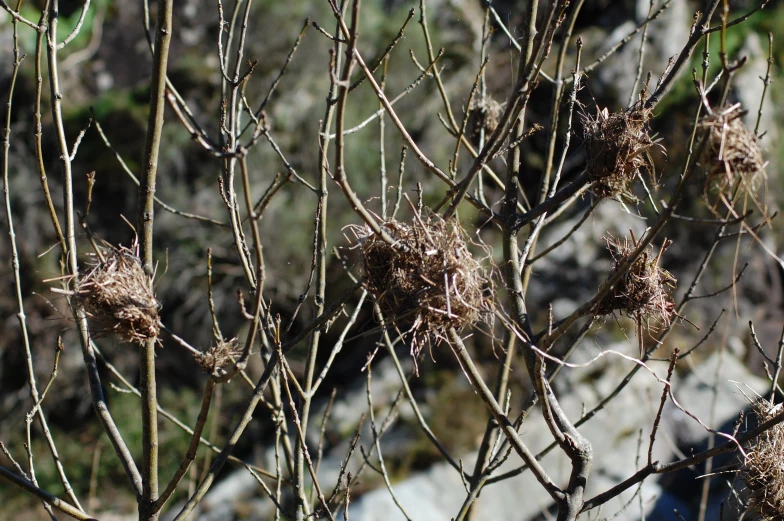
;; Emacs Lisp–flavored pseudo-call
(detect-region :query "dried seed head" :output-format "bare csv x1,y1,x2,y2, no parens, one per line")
74,247,159,344
582,105,664,201
195,338,243,379
352,213,490,356
699,104,766,200
594,235,676,329
742,399,784,520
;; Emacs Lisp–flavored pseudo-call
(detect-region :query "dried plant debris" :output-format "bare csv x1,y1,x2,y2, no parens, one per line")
74,246,160,344
467,96,503,143
743,399,784,520
594,234,676,329
699,103,766,199
582,104,663,201
195,338,243,378
352,213,489,355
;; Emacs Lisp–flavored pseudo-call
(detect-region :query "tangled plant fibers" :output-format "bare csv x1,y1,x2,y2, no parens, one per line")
196,338,243,379
582,104,663,200
354,214,488,353
743,399,784,520
594,235,676,329
699,104,766,199
74,247,159,344
467,97,503,144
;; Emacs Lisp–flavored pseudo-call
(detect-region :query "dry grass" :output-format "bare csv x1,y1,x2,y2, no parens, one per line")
352,212,489,354
743,399,784,520
699,104,766,201
467,96,503,144
594,234,676,329
195,338,243,377
74,246,159,344
582,104,663,201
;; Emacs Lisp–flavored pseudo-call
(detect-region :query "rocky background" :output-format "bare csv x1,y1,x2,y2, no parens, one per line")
1,0,783,519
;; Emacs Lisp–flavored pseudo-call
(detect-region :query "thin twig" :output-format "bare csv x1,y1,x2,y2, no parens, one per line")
57,0,91,49
649,349,678,465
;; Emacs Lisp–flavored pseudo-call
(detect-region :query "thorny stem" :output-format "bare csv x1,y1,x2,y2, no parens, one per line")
217,0,256,291
326,5,501,223
497,8,594,518
174,354,284,519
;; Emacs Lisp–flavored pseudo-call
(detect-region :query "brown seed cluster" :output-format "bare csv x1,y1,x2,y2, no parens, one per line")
743,399,784,521
699,104,766,199
195,338,243,378
356,214,488,352
594,235,676,329
467,97,503,144
74,247,159,344
582,105,663,201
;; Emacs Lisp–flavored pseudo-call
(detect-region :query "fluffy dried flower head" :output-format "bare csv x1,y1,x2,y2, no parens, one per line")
196,338,243,379
582,105,663,201
699,104,766,199
743,399,784,520
74,247,159,344
353,213,489,354
467,97,503,144
594,235,675,328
